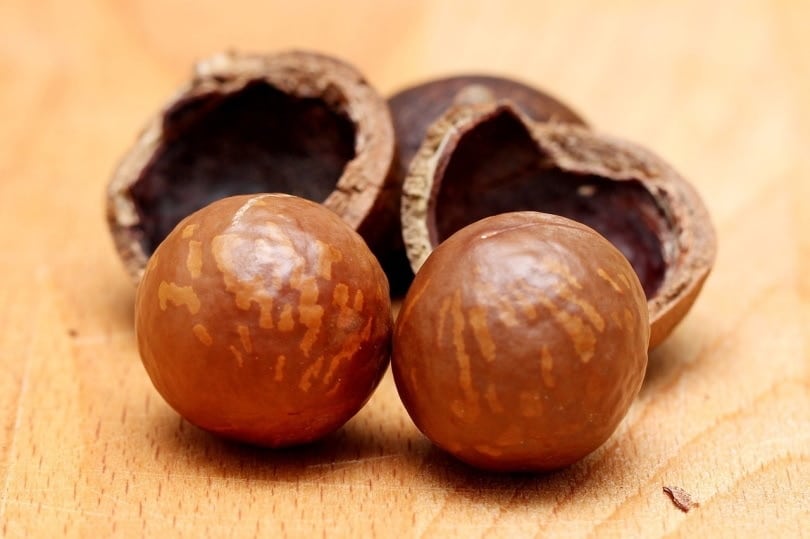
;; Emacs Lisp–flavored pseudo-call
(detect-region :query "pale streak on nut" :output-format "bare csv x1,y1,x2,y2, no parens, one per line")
451,290,479,418
332,283,350,306
399,274,432,324
278,305,295,332
229,345,244,368
507,279,538,321
273,355,286,382
542,258,582,290
193,324,213,346
435,295,452,346
237,324,252,353
536,290,597,364
158,281,201,315
334,285,363,332
556,284,606,332
472,274,519,327
186,240,203,279
624,308,636,328
323,318,373,385
181,224,198,239
597,268,624,293
484,384,504,413
325,379,344,397
474,444,502,458
299,355,326,392
352,290,364,311
290,274,324,357
315,240,343,280
468,305,496,362
230,194,269,226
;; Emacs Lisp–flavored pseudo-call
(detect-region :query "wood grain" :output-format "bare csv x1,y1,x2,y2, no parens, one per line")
1,0,808,537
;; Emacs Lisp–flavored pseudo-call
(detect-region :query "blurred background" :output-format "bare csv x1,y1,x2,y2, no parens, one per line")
0,1,808,537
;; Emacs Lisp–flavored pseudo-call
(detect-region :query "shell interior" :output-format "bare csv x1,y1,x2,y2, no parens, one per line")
129,80,356,253
432,110,668,298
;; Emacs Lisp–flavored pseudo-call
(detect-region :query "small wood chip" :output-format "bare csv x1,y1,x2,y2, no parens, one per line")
663,486,699,513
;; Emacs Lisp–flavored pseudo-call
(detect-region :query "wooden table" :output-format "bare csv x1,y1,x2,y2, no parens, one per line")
1,0,808,536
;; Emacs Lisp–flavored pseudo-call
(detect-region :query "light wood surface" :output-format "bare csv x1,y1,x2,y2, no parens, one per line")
1,1,808,537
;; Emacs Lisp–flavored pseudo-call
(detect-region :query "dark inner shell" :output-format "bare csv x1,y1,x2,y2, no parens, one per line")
431,111,667,297
389,76,586,185
129,81,356,253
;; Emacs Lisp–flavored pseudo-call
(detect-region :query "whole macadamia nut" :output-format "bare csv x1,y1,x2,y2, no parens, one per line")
135,194,392,447
392,212,649,471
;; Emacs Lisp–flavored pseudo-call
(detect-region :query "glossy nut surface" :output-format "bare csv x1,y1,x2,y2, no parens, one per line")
393,212,649,471
135,194,392,447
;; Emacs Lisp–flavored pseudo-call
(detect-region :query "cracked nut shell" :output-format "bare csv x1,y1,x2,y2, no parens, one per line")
393,212,649,471
389,75,586,191
108,50,396,285
135,194,392,447
382,75,586,288
401,101,716,348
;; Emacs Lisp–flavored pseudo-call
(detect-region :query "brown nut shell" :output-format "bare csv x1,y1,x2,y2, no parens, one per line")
401,102,716,349
380,76,586,291
389,75,586,188
108,50,395,284
393,212,649,471
135,194,392,447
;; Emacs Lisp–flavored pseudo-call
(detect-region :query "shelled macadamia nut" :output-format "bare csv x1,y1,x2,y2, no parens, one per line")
393,212,649,471
135,194,392,447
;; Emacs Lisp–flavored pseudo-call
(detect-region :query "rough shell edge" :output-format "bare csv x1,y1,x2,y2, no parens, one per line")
107,50,395,284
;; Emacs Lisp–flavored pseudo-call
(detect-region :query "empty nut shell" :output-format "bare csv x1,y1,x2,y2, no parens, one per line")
393,212,649,471
383,75,586,289
401,101,716,348
108,50,396,284
135,194,392,447
389,75,586,189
